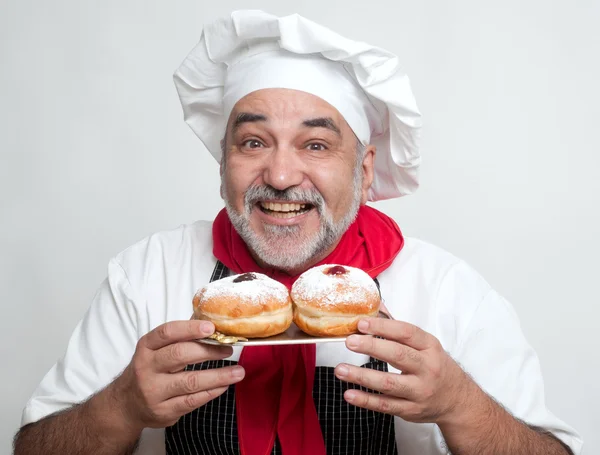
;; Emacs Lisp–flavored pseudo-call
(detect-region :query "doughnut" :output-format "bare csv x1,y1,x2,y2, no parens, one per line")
291,264,380,337
193,272,293,338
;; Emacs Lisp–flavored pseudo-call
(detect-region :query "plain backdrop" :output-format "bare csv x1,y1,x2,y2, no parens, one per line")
1,0,598,453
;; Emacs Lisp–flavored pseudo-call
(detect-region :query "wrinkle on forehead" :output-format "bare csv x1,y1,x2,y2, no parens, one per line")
229,88,351,132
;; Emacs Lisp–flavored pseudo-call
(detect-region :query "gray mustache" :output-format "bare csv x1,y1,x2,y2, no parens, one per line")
244,185,325,214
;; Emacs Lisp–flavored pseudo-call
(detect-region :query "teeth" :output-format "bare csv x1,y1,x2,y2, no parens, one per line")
260,201,310,213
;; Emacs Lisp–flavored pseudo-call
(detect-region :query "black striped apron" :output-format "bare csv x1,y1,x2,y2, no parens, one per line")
165,261,397,455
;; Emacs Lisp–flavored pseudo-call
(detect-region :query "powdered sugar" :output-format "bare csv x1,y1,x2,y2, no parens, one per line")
197,272,289,305
291,264,379,306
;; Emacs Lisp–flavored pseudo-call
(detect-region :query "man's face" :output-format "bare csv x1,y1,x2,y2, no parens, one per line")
220,88,375,273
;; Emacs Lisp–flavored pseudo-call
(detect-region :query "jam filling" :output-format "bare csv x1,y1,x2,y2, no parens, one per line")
326,265,348,275
233,273,257,283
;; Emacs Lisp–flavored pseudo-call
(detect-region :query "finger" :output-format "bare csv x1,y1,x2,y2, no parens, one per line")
166,386,230,417
166,365,245,399
357,318,435,351
345,335,423,373
144,320,216,350
154,341,233,373
344,389,410,416
334,364,419,400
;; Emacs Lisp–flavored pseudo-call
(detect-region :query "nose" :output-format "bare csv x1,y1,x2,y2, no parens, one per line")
262,147,304,191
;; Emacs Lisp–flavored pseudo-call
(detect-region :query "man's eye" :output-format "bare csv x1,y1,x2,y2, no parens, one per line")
307,143,327,151
243,140,263,149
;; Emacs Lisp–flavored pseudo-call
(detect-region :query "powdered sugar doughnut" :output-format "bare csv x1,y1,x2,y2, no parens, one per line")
193,272,293,338
291,264,380,337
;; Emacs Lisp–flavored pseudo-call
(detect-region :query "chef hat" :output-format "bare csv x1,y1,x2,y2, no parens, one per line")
174,10,422,201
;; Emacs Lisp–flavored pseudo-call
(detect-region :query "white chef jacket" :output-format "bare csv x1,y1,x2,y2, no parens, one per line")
21,221,583,454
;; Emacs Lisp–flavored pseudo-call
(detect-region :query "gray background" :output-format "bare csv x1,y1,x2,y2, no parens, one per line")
1,0,598,453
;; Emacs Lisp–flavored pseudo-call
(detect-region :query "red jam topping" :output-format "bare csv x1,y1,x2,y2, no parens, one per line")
326,266,348,276
233,273,257,283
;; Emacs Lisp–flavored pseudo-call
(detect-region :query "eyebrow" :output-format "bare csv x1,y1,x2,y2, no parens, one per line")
232,112,267,132
302,117,341,136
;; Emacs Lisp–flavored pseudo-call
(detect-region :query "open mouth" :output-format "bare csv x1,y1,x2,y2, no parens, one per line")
258,201,314,219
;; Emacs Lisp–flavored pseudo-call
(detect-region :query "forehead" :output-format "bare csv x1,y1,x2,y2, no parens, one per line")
229,88,345,124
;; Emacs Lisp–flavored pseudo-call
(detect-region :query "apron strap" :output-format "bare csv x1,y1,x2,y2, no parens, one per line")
210,260,231,282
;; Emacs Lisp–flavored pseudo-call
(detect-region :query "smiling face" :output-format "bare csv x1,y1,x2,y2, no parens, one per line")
220,88,375,274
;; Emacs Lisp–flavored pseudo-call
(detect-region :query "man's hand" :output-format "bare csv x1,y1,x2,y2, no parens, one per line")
334,317,470,424
112,320,245,431
14,320,245,455
334,317,573,455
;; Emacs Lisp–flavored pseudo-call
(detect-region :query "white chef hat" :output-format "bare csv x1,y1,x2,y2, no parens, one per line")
174,10,422,201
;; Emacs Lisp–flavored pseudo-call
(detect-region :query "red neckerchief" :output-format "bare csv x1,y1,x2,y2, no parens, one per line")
212,205,404,455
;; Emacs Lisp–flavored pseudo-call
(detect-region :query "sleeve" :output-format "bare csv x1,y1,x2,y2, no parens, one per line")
450,283,584,454
21,258,143,426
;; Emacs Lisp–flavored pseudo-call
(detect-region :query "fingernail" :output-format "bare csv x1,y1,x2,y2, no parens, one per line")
347,335,360,349
336,365,349,378
199,321,214,335
345,390,357,402
232,366,245,379
358,320,369,331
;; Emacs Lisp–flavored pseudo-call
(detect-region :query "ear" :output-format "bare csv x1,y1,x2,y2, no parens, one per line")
360,145,376,204
219,139,226,200
219,170,225,200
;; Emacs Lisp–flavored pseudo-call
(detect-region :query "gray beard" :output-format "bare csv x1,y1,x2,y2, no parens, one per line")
224,166,363,272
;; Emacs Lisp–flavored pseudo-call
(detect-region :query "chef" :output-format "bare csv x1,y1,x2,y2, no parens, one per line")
14,10,582,455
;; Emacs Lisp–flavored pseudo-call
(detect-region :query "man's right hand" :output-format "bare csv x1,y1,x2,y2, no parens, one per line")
112,320,244,431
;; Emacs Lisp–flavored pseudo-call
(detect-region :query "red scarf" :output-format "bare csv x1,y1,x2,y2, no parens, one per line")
212,205,403,455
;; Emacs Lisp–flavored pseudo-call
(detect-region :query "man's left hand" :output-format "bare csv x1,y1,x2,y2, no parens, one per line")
335,317,475,424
